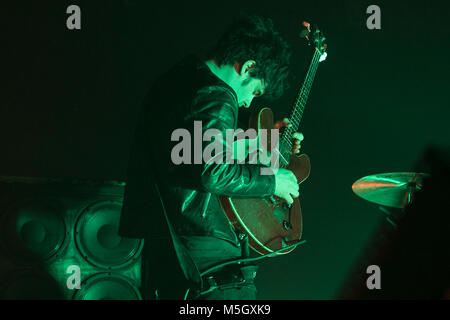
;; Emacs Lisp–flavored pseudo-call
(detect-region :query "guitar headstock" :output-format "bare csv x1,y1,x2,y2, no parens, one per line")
300,21,328,62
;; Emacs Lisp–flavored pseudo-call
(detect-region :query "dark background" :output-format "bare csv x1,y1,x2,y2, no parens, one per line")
3,0,450,299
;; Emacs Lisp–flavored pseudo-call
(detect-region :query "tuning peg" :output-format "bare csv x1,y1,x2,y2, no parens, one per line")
300,21,311,40
302,21,311,30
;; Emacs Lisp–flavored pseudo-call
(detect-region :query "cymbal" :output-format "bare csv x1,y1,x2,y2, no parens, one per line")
352,172,430,208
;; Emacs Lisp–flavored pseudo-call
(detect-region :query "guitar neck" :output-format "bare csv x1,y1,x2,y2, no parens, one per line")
279,48,322,165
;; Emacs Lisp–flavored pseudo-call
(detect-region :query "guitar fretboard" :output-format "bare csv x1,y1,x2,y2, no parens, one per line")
278,47,322,166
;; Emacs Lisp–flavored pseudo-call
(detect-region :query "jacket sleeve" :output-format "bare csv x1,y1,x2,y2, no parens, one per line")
182,85,276,198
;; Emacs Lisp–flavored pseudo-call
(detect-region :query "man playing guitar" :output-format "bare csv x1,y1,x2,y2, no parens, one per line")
119,14,304,300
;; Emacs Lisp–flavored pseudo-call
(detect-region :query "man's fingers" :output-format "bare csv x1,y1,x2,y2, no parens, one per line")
284,194,294,206
292,132,304,141
287,180,299,193
273,169,299,205
288,171,298,184
282,118,292,127
274,118,292,129
291,132,304,155
273,120,282,129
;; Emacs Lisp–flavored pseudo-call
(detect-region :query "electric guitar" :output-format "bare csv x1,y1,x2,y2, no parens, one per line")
218,22,328,255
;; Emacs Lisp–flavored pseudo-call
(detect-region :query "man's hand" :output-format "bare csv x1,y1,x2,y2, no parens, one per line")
274,168,299,206
274,118,304,155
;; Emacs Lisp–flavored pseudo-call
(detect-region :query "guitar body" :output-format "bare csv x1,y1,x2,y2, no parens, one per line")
218,108,311,255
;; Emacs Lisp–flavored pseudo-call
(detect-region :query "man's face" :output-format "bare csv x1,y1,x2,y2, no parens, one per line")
232,60,265,108
235,76,265,108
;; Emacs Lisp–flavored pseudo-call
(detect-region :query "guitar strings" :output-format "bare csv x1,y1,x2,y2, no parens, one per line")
290,47,322,122
283,48,321,147
288,48,321,128
280,48,321,155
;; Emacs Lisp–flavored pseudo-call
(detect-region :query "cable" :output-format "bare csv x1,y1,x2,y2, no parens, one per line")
184,239,307,300
201,239,307,277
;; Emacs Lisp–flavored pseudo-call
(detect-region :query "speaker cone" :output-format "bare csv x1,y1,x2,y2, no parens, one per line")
0,199,66,262
75,200,142,269
73,273,141,300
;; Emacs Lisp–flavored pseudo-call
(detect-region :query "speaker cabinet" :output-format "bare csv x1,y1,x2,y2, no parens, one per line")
0,177,143,300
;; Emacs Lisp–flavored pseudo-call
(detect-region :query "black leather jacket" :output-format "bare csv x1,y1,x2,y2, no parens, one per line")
119,55,275,247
